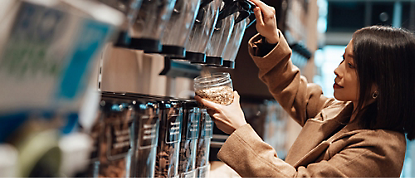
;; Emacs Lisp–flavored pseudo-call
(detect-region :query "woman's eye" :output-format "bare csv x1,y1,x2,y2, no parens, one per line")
348,62,355,69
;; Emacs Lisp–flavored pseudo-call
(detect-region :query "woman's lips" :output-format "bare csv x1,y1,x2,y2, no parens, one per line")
333,83,344,89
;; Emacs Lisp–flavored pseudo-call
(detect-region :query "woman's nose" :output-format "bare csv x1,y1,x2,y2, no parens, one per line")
334,58,345,77
334,67,341,78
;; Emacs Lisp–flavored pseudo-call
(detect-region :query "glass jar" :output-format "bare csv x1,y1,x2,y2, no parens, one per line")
194,72,234,105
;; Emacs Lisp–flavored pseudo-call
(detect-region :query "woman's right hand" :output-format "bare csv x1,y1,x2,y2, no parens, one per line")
249,0,279,44
195,91,247,135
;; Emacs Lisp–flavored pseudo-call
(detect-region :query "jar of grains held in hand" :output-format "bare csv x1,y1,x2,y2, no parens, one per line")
194,72,234,106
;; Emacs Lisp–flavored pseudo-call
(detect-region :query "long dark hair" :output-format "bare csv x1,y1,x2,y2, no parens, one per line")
352,25,415,140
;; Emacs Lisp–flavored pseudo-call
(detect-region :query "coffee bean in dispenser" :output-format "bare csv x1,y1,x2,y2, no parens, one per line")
97,94,136,178
178,100,200,178
195,109,213,178
102,92,162,178
155,99,183,178
132,96,160,178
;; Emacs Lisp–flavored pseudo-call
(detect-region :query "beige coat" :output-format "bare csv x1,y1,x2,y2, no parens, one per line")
216,31,406,177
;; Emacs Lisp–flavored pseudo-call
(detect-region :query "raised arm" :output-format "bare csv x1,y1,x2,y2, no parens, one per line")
248,0,332,125
249,31,332,126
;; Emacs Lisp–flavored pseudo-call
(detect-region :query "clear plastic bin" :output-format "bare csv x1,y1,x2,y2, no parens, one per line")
161,0,201,58
97,0,142,47
155,99,183,178
222,0,256,68
97,95,136,177
184,0,222,63
222,16,249,68
129,0,177,53
132,96,160,178
178,100,201,178
196,109,213,178
204,0,235,67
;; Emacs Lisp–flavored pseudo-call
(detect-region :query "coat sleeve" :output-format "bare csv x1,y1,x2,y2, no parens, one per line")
217,124,406,177
248,31,332,126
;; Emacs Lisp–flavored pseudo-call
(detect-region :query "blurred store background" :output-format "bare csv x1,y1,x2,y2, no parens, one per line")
0,0,414,177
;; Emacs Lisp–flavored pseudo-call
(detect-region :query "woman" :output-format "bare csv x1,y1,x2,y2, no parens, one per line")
195,0,415,177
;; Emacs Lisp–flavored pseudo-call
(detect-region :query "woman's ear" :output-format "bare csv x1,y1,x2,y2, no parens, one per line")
370,84,379,100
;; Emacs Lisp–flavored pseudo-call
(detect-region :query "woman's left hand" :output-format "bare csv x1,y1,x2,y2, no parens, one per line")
195,91,247,134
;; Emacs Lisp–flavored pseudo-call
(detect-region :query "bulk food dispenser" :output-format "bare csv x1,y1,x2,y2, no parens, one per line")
161,0,201,58
97,0,142,47
128,0,177,53
182,0,222,63
203,0,236,67
98,92,163,178
222,0,256,68
154,98,183,178
79,92,163,178
195,110,213,178
178,100,200,178
129,94,184,178
94,94,136,178
130,96,160,178
191,0,255,67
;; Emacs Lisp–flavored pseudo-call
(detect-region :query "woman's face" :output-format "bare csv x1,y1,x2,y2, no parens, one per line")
333,40,359,102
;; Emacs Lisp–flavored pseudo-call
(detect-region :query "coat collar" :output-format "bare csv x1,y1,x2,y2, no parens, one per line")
284,101,362,167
